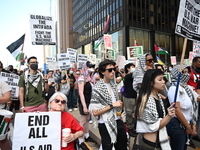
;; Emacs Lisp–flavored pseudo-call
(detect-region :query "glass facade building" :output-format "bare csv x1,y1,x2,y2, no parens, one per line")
72,0,193,65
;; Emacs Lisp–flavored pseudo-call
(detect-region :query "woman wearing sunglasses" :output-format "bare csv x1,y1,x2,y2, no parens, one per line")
48,92,84,150
133,53,154,93
135,69,175,150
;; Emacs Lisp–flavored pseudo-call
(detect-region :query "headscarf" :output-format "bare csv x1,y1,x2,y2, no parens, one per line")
171,65,198,122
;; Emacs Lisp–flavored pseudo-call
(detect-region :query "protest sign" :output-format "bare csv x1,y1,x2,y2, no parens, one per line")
57,53,71,70
12,112,61,150
175,0,200,41
89,54,96,65
104,34,112,49
77,54,88,69
105,49,115,60
67,48,77,63
170,56,177,65
0,72,19,100
127,46,143,59
48,62,59,71
30,14,56,45
189,51,193,63
46,57,56,63
193,41,200,57
116,56,126,69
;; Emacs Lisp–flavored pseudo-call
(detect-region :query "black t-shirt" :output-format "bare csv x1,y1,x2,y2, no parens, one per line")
123,73,137,98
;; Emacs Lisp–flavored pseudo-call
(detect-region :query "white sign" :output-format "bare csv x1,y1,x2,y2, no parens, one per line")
104,34,112,49
193,41,200,57
77,54,88,69
0,72,19,100
48,62,59,70
67,48,77,63
175,0,200,41
12,112,61,150
46,57,56,63
116,56,126,69
89,54,96,65
30,14,56,45
171,56,177,65
57,53,71,70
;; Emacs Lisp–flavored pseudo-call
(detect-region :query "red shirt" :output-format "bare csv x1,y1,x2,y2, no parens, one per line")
61,112,83,150
188,67,200,90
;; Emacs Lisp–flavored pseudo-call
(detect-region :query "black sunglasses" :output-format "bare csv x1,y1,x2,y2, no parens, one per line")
105,67,116,72
146,59,154,63
54,99,66,104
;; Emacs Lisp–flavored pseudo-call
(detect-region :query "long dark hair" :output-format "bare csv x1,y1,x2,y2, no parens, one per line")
135,69,164,118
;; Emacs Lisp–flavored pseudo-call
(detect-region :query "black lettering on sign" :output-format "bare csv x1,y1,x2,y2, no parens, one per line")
28,127,47,139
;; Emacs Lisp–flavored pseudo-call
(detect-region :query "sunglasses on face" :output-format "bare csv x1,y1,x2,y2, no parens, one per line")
105,67,116,72
146,59,154,63
54,99,66,104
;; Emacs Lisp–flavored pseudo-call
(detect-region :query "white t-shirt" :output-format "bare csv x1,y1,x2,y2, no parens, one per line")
98,82,119,123
168,85,193,122
0,81,10,109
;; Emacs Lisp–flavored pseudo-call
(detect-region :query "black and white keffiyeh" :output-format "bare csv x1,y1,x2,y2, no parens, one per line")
24,70,44,98
89,78,121,144
138,94,171,150
171,65,198,122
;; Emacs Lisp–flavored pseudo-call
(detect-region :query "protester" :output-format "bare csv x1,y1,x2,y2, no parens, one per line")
77,61,94,148
48,92,84,150
167,65,199,150
135,69,175,150
46,70,57,101
53,69,62,91
89,59,127,150
18,56,49,112
0,61,9,73
133,53,154,93
0,80,11,150
123,63,137,137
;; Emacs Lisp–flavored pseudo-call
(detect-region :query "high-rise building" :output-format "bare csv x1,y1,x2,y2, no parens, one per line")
71,0,193,64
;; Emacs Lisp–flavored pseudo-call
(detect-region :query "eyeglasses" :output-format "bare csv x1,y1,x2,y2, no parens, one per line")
105,67,116,72
29,61,38,64
54,99,66,104
146,59,154,63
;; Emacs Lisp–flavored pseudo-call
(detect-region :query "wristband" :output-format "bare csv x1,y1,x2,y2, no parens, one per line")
20,106,25,110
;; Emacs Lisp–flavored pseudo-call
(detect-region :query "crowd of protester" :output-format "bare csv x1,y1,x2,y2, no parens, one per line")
1,55,200,150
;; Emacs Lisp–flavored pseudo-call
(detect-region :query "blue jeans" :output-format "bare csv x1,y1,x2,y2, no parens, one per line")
166,117,187,150
67,88,77,109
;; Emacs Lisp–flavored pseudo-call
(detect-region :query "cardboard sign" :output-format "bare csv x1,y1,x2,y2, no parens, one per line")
175,0,200,41
0,72,19,100
12,112,61,150
171,56,177,65
30,14,56,45
127,46,143,59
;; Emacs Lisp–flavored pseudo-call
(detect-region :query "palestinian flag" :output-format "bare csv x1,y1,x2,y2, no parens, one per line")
102,15,111,34
94,37,104,49
154,44,169,55
6,34,25,61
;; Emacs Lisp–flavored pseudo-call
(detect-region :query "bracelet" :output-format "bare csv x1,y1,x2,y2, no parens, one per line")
20,106,25,110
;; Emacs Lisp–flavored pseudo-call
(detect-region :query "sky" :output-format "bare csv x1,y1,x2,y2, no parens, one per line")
0,0,52,69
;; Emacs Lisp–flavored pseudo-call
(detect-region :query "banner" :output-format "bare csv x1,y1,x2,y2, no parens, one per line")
67,48,77,63
104,34,112,49
0,72,19,100
171,56,177,65
57,53,71,70
77,54,88,69
30,14,56,45
105,49,115,60
12,112,61,150
175,0,200,41
127,46,143,59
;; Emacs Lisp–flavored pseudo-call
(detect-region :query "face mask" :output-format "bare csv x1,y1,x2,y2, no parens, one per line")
9,68,13,72
88,68,94,73
76,71,80,75
169,68,172,72
130,68,135,73
69,71,73,74
30,64,38,70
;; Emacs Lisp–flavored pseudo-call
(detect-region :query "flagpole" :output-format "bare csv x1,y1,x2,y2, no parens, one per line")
43,45,47,75
173,37,188,105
